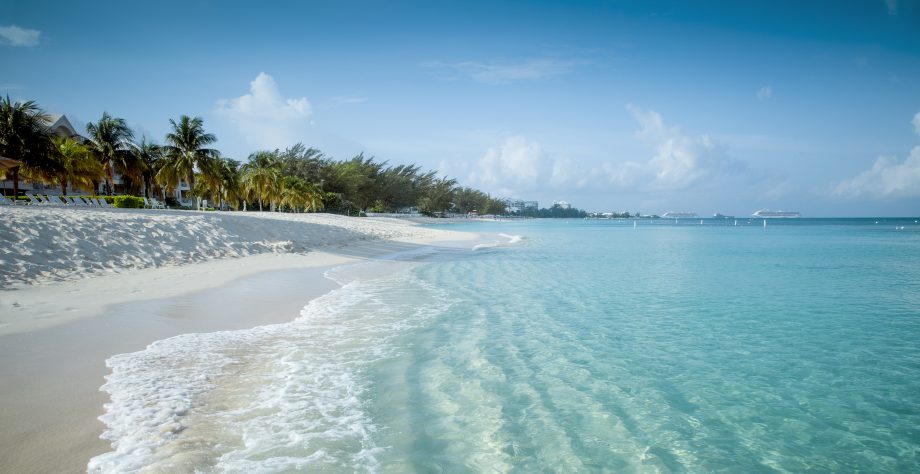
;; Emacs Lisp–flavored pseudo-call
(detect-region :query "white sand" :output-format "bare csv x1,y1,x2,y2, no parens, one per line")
0,207,469,288
0,207,479,473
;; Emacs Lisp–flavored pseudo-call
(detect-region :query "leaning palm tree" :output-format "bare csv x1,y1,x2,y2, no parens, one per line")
160,116,218,201
0,96,56,198
47,136,103,195
86,112,134,195
241,151,281,211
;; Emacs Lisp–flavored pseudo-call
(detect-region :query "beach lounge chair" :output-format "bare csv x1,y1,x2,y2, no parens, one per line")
44,195,63,206
150,198,165,209
0,195,12,205
26,193,43,205
66,196,80,206
96,198,110,208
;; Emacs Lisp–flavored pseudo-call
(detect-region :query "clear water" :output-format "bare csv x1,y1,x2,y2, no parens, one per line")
91,218,920,472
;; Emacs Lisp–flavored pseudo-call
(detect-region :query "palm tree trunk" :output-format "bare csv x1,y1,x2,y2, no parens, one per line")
61,179,67,195
12,167,20,201
107,163,115,196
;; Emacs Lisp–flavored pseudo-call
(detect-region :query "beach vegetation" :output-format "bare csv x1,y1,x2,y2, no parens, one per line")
0,95,56,198
241,151,282,211
47,137,103,195
113,195,145,208
3,97,573,217
85,112,135,195
131,138,164,199
159,116,219,198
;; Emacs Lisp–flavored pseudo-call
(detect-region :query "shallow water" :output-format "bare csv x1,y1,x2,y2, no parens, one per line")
92,218,920,472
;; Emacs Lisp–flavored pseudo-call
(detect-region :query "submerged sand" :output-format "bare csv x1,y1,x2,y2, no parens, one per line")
0,208,477,473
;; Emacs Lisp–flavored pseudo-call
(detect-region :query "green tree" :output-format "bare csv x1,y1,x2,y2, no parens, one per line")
241,151,281,211
48,136,103,195
85,112,135,195
0,96,56,198
160,115,218,199
131,138,163,198
418,177,458,215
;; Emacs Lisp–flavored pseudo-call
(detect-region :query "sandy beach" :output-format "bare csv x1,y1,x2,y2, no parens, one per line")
0,207,477,473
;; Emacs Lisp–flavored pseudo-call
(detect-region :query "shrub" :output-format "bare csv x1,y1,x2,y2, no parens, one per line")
113,195,145,208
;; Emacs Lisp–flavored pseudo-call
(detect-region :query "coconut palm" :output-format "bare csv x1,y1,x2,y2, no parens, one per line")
241,151,281,211
131,138,163,198
160,116,218,201
47,136,103,195
0,96,56,198
85,112,135,195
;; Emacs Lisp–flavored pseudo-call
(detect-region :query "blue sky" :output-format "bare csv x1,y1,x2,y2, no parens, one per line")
3,0,919,216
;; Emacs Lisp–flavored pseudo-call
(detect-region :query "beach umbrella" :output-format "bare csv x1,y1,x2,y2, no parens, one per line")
0,156,21,170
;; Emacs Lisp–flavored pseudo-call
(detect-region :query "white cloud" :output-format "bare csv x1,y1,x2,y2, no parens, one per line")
756,86,772,100
425,59,578,85
466,107,755,202
216,73,311,150
469,136,547,194
834,148,920,198
0,25,41,47
834,112,920,198
626,105,741,190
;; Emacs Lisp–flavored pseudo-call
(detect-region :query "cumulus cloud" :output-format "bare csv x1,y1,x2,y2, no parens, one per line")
834,149,920,198
216,72,311,149
425,58,578,85
626,105,742,190
756,86,772,100
468,136,548,194
0,25,41,47
835,112,920,198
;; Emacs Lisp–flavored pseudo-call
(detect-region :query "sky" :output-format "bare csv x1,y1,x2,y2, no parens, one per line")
2,0,919,216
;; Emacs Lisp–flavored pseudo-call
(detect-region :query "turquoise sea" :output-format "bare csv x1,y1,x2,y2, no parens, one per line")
91,218,920,472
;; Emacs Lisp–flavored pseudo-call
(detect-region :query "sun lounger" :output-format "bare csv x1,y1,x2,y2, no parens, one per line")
96,198,110,208
149,198,165,209
26,193,44,205
0,195,12,205
44,195,63,206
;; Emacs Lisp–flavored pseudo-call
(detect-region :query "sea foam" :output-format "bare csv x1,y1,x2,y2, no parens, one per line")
89,268,454,473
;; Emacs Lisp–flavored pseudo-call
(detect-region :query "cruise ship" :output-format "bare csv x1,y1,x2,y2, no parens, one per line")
661,211,698,218
752,209,801,218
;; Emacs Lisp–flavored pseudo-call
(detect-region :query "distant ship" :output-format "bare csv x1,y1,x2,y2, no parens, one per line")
661,211,698,218
713,213,734,219
752,209,801,218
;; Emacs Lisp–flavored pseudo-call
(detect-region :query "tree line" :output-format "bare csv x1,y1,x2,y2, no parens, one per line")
0,96,514,215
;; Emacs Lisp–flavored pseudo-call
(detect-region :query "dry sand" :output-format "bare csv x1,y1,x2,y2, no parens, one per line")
0,207,478,473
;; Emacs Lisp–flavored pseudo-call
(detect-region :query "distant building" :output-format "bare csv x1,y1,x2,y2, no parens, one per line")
505,199,539,214
553,200,572,209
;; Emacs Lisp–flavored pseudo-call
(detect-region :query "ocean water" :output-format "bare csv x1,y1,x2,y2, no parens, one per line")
91,218,920,472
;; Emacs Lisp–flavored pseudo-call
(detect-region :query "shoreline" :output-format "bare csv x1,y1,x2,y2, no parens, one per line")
0,209,482,473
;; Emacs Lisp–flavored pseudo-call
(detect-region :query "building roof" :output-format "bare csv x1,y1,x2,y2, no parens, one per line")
43,114,84,140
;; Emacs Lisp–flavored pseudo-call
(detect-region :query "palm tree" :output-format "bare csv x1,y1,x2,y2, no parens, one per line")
86,112,135,195
160,116,218,203
0,96,55,198
131,138,162,198
241,151,281,211
47,136,103,195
